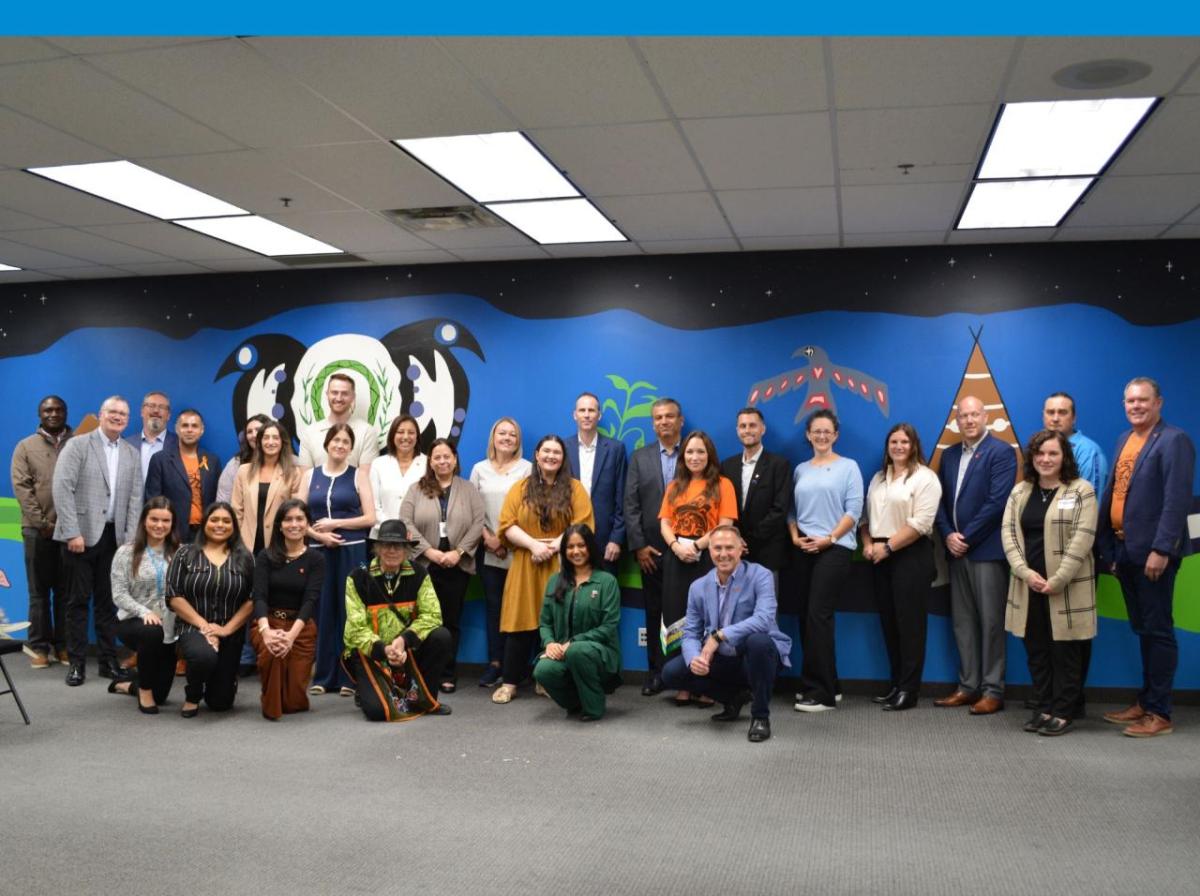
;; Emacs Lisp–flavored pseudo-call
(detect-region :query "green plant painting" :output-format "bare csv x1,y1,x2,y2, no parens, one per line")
597,374,658,451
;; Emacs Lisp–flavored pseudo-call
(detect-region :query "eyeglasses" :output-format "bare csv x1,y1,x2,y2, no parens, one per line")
143,402,170,411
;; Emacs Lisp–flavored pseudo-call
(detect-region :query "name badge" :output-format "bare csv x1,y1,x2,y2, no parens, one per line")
438,521,448,539
1057,498,1076,510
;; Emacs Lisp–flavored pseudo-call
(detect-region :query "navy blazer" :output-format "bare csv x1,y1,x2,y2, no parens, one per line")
935,433,1018,562
681,561,791,667
565,433,628,547
719,449,792,570
144,442,222,542
1097,420,1195,565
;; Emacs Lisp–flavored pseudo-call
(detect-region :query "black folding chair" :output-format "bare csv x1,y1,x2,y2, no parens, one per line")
0,640,32,724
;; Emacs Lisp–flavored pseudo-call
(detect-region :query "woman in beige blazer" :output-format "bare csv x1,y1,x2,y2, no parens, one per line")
1002,429,1097,737
232,420,302,555
400,438,485,693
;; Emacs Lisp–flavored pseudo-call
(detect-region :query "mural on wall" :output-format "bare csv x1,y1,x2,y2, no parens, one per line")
1,241,1197,688
216,318,483,453
747,344,889,421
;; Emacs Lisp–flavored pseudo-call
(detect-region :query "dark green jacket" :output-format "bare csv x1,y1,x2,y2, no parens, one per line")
538,569,621,676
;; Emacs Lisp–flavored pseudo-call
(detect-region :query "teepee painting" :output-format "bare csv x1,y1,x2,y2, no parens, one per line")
930,328,1023,480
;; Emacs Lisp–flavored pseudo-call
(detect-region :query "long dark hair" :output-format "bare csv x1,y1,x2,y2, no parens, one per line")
385,414,421,458
417,438,459,498
250,420,296,484
192,501,254,579
524,435,574,531
131,496,180,577
267,499,311,565
879,422,927,481
1023,429,1080,484
665,430,721,505
238,413,273,464
551,524,601,603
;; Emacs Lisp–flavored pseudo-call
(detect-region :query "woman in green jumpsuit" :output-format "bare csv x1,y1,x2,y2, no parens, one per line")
533,524,621,721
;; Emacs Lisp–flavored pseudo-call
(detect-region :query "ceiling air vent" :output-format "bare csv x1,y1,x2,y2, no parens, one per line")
383,205,504,233
273,253,368,267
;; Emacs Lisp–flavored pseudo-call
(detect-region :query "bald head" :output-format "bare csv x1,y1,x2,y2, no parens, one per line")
956,396,987,443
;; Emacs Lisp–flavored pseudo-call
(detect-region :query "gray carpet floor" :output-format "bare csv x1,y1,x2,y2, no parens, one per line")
2,661,1199,896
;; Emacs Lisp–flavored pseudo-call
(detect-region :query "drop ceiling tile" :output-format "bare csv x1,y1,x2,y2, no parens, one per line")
0,207,56,232
530,122,707,196
2,228,170,265
197,257,287,272
0,38,66,64
542,243,644,258
1107,96,1200,176
1163,224,1200,238
1052,225,1166,241
681,113,834,190
415,227,534,250
116,261,216,276
0,270,63,282
717,188,838,237
246,38,514,138
262,210,435,253
0,171,150,227
87,41,376,148
0,58,240,157
840,164,975,187
1006,38,1200,101
948,228,1058,243
841,182,966,233
264,142,467,210
42,38,219,55
638,38,827,117
841,231,947,247
0,235,94,268
39,265,130,279
831,38,1016,108
0,107,115,169
837,105,993,175
740,235,842,250
357,250,458,265
595,193,731,241
449,246,552,262
637,238,742,254
1068,175,1200,226
82,222,259,260
1181,60,1200,94
137,151,354,215
441,38,667,128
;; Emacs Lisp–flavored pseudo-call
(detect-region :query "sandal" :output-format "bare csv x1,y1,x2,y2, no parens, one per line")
339,686,356,697
492,684,517,704
308,684,326,695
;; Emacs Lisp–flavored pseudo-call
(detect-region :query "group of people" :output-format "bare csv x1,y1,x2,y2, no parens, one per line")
9,373,1194,742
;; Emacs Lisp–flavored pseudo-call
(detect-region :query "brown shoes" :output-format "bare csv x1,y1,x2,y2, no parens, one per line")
1122,712,1173,738
1103,703,1144,725
934,690,979,708
969,696,1005,715
29,651,51,670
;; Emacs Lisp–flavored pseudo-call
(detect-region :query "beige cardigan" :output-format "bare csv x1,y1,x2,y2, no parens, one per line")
1001,479,1098,641
231,463,302,552
399,476,486,575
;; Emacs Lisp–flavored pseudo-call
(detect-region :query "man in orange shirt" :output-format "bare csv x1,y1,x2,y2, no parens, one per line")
145,409,221,544
1097,377,1195,738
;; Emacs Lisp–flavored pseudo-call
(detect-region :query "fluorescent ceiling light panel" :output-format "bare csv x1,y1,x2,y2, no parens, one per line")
395,132,579,203
958,178,1093,229
0,262,22,271
978,98,1156,179
174,216,342,256
27,160,247,220
485,198,625,245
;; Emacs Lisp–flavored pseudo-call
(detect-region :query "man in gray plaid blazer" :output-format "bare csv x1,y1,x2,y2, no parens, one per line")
52,396,142,686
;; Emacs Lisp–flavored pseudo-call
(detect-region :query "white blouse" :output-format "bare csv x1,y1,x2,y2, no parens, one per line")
369,453,428,538
469,458,532,569
864,464,942,540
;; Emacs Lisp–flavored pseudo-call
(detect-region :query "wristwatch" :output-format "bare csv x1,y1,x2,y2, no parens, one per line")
883,542,894,556
711,630,724,643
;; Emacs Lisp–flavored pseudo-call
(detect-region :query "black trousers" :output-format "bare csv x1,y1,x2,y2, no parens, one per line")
114,617,176,705
178,629,245,710
501,629,540,685
348,627,451,721
872,538,934,695
1024,587,1086,719
62,523,119,667
23,527,66,655
640,553,665,674
793,545,852,706
426,564,470,683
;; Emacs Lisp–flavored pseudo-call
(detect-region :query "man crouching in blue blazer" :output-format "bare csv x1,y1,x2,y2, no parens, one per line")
662,524,791,743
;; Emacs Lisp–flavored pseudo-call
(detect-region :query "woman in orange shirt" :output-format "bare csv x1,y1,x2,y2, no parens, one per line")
659,430,737,705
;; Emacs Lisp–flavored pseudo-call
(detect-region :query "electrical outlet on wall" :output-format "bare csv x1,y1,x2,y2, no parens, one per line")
637,627,647,647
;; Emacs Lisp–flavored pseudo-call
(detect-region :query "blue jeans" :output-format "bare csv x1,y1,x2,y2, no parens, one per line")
1115,545,1180,720
662,632,782,719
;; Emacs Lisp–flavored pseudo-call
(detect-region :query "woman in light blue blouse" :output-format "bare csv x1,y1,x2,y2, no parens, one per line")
787,409,864,712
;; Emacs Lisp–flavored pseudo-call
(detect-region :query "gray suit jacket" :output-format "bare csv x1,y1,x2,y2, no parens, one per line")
53,429,142,547
624,442,671,553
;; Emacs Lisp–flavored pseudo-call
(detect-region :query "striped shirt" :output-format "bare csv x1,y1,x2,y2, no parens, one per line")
166,546,253,633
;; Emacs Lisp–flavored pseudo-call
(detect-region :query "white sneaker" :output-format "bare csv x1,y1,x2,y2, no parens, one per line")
835,693,843,704
794,697,835,712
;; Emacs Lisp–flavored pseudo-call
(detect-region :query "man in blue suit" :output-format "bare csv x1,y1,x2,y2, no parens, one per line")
128,390,176,482
144,409,221,544
934,395,1018,714
661,525,791,743
1098,377,1195,738
564,392,627,572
